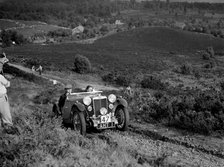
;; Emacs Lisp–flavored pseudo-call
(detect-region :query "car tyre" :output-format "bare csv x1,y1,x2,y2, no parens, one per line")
73,111,86,136
115,107,129,131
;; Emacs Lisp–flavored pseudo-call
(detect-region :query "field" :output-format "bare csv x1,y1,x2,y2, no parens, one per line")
5,27,224,75
0,19,69,38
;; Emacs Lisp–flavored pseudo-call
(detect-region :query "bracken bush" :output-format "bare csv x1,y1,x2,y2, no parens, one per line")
175,63,193,75
125,87,224,135
102,72,115,83
115,75,131,87
102,71,131,87
73,54,91,74
141,76,166,90
0,106,90,167
202,51,211,60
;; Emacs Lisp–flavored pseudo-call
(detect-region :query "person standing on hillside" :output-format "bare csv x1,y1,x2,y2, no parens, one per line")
36,65,43,75
0,52,14,133
31,65,35,72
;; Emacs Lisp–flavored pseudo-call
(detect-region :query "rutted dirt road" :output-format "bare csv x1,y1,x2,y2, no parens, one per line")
8,63,120,91
90,128,224,167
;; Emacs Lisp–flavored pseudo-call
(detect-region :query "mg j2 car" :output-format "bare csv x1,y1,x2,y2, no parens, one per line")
53,91,129,135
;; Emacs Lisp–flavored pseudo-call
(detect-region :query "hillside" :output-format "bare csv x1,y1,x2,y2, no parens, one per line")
5,27,224,75
95,27,224,53
1,64,224,167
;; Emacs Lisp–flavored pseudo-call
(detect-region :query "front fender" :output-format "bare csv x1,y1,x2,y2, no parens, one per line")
116,97,128,108
113,97,128,112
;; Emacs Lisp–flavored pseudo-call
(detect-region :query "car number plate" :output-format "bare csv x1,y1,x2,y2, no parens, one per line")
101,114,111,123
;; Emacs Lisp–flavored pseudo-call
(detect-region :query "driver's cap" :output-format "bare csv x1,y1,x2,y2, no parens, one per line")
65,83,72,89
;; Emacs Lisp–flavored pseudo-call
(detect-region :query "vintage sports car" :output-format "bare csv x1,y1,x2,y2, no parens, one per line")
53,91,129,135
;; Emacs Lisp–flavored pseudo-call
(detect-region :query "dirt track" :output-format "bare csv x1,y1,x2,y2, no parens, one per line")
8,63,120,91
91,126,224,167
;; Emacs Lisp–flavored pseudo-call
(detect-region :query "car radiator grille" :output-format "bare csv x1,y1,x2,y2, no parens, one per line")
93,97,107,116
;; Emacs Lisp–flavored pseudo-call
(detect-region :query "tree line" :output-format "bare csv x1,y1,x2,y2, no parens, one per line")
0,0,131,22
0,0,224,24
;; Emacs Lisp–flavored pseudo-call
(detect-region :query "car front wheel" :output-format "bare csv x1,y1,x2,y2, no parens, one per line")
115,107,129,131
73,111,86,136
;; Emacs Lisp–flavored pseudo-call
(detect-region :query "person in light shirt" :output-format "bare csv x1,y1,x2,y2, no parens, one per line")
0,52,13,128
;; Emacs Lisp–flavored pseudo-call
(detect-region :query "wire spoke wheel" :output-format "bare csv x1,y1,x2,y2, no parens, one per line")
73,113,81,131
116,108,125,128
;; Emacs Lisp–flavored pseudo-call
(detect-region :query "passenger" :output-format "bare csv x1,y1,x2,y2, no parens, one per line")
85,85,94,92
58,84,72,114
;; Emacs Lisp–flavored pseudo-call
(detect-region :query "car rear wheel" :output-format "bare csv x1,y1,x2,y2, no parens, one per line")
115,107,129,131
73,111,86,136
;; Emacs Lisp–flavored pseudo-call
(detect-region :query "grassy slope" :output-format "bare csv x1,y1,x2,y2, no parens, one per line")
1,76,224,166
5,27,224,75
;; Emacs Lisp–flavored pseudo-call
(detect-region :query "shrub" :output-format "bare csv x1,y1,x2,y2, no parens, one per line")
33,88,59,104
0,29,26,47
141,76,166,90
102,72,131,87
47,29,72,37
202,51,211,60
220,81,224,91
134,88,224,134
102,72,116,83
100,25,109,35
83,28,96,38
176,63,193,75
204,61,216,69
23,58,41,68
73,54,91,74
115,75,131,87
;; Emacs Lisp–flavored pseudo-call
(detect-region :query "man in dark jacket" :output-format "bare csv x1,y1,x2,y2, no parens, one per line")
57,84,72,115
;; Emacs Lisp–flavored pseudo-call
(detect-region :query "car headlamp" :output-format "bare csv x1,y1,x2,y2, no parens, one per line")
87,106,92,111
109,104,114,109
83,96,91,106
108,94,116,103
100,107,107,115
